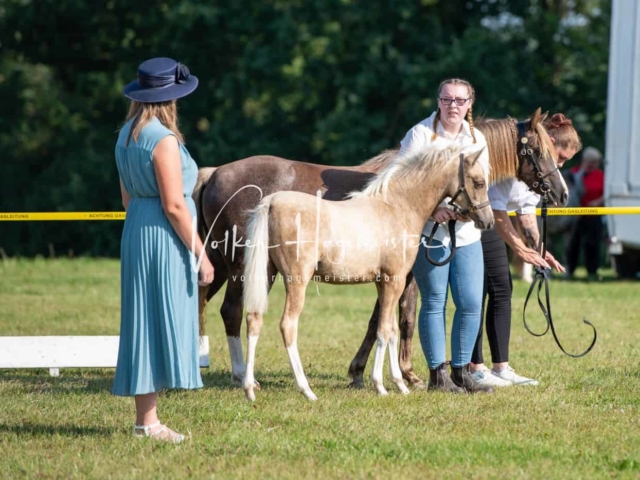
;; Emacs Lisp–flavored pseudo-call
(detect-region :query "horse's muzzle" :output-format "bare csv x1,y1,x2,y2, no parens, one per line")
474,216,494,231
548,189,569,207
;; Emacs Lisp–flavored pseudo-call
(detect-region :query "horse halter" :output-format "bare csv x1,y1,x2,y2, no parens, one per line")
424,152,490,267
516,121,559,197
515,121,597,358
447,153,491,215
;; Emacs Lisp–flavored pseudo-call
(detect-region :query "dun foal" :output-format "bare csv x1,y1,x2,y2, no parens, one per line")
242,145,494,401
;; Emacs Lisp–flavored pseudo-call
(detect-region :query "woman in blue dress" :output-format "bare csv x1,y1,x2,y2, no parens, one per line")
112,58,214,443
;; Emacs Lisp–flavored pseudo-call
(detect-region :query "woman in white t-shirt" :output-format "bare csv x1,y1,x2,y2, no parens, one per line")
469,114,581,388
403,78,493,393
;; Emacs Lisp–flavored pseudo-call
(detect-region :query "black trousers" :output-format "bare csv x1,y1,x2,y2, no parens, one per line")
471,227,512,364
567,215,603,275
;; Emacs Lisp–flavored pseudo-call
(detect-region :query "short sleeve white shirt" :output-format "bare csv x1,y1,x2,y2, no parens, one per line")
488,178,540,214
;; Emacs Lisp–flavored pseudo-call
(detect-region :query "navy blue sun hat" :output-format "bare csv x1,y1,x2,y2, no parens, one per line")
123,57,199,103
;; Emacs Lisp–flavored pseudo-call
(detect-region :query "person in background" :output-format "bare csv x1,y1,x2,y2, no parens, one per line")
566,147,605,280
112,57,215,443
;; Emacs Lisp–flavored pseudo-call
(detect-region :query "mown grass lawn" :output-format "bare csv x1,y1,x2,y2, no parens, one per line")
0,258,639,479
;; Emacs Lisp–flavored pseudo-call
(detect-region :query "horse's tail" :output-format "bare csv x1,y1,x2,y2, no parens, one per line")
243,196,273,315
193,167,218,242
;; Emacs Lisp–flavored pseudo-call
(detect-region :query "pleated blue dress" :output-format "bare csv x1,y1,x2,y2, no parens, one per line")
112,117,204,397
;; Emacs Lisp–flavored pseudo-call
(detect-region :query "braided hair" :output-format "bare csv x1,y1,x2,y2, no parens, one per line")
431,108,442,142
467,106,477,144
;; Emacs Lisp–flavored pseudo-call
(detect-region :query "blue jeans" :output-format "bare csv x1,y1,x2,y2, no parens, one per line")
412,238,484,369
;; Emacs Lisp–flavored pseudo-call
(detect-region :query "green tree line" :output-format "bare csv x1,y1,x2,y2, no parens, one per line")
0,0,610,257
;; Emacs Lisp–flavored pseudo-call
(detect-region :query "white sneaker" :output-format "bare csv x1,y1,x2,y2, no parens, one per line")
470,368,512,388
491,366,539,386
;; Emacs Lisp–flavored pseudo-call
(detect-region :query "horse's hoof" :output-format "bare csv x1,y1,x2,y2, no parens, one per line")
245,389,256,402
411,382,428,391
302,390,318,401
347,380,365,389
231,375,243,387
232,374,260,390
374,385,389,396
403,371,425,387
397,384,410,395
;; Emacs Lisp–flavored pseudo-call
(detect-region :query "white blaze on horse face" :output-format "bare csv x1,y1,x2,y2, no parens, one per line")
557,168,569,205
553,150,570,205
227,336,246,384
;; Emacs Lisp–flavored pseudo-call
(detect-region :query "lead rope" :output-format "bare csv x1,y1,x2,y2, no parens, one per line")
522,193,597,357
424,220,457,267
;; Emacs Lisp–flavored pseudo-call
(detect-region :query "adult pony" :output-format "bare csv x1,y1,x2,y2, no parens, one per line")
195,108,568,387
242,145,493,401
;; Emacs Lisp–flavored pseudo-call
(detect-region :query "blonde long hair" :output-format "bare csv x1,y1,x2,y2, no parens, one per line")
431,78,477,144
124,100,185,147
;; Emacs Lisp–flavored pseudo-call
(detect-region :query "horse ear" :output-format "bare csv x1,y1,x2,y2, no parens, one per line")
530,107,543,130
540,110,549,123
469,145,487,165
466,146,486,166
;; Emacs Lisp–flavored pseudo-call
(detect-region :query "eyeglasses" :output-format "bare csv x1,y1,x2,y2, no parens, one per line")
439,97,470,107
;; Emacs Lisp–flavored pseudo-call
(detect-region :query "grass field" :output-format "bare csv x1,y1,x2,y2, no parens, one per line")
1,258,639,479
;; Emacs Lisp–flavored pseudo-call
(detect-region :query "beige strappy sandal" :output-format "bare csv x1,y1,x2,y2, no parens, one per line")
132,421,186,444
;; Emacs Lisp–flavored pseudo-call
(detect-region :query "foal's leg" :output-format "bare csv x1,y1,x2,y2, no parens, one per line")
243,264,278,401
348,274,422,388
281,279,317,401
371,281,408,395
243,311,264,402
398,274,424,387
388,310,410,395
226,265,276,386
347,299,380,388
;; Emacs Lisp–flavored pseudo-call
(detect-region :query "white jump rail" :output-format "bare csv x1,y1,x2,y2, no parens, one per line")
0,336,210,377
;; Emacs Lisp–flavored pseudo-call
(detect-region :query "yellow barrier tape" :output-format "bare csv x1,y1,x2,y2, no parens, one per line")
0,212,126,221
0,207,639,221
508,207,640,216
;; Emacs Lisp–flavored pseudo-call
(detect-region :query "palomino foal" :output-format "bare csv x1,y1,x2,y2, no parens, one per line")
242,145,494,401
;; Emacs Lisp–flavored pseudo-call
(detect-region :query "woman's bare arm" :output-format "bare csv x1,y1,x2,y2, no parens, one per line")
153,135,213,284
516,212,565,272
493,210,549,268
120,180,131,211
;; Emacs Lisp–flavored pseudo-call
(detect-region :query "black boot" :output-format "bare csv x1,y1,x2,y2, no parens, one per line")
451,364,494,393
428,363,464,393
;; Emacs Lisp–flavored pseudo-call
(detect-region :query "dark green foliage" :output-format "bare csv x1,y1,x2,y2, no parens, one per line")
0,0,610,256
